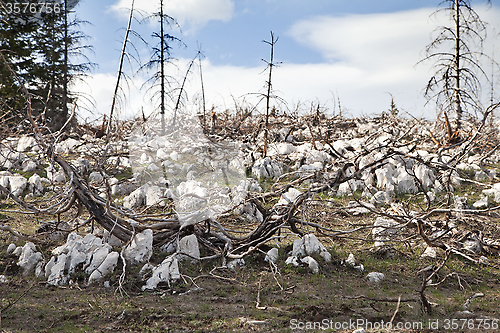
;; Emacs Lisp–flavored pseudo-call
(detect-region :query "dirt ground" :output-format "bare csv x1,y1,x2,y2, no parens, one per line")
1,236,499,333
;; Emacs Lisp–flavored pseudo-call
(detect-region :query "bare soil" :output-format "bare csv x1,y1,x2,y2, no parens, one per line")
1,234,500,333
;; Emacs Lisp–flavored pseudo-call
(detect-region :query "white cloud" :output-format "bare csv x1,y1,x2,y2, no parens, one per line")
77,6,500,122
286,6,500,117
111,0,234,32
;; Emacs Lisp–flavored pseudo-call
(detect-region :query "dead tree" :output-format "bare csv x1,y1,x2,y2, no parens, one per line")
419,0,493,138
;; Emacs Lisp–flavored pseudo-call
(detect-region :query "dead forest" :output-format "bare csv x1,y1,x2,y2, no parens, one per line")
1,0,500,331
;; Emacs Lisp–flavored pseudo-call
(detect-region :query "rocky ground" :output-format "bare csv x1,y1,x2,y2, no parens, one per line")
1,112,500,332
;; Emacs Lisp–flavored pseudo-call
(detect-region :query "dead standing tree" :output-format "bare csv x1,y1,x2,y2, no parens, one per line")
138,0,183,135
107,0,135,136
262,31,280,157
419,0,493,142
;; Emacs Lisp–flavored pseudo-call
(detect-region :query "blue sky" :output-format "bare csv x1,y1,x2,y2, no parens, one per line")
73,0,500,122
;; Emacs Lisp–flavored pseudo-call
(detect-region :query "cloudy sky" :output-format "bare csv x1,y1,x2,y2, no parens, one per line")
72,0,500,123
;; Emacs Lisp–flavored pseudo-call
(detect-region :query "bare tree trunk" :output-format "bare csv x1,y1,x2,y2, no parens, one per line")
62,0,69,127
198,51,206,130
453,0,462,130
263,31,277,157
107,0,134,135
160,0,165,135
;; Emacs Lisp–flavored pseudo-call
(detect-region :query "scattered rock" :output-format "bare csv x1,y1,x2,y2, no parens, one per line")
227,258,245,270
252,157,282,179
421,246,438,259
372,217,401,242
370,190,392,205
301,256,319,274
8,175,28,197
7,243,16,254
353,329,367,333
366,272,385,284
275,187,301,206
345,253,364,272
16,136,37,152
123,186,147,209
178,234,200,262
142,255,180,290
28,174,44,197
21,159,37,172
292,234,331,262
473,196,488,209
285,256,300,267
88,252,119,285
123,229,153,266
88,171,103,184
16,242,43,276
55,138,81,154
264,248,279,263
71,157,91,175
145,185,165,206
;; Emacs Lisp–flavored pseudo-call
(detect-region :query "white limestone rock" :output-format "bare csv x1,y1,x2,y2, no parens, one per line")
264,248,279,263
52,170,67,184
139,263,155,279
88,171,103,184
227,258,245,270
47,254,68,286
170,151,180,161
123,186,147,209
473,196,488,209
375,166,396,191
123,229,153,266
103,230,124,247
270,142,296,155
7,243,16,254
156,148,169,160
17,242,43,276
55,138,81,154
414,164,435,191
475,170,489,182
370,191,392,206
292,234,331,262
178,234,200,262
28,174,44,197
8,176,27,197
88,251,119,285
147,163,160,172
68,247,87,274
85,247,110,274
275,187,302,206
142,255,180,290
337,179,359,197
22,159,37,173
421,246,438,259
285,256,300,266
366,272,385,284
298,162,323,172
396,171,417,194
301,256,319,274
252,157,282,179
16,136,37,152
71,157,91,175
345,253,364,272
145,185,165,206
12,246,22,257
372,217,401,241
